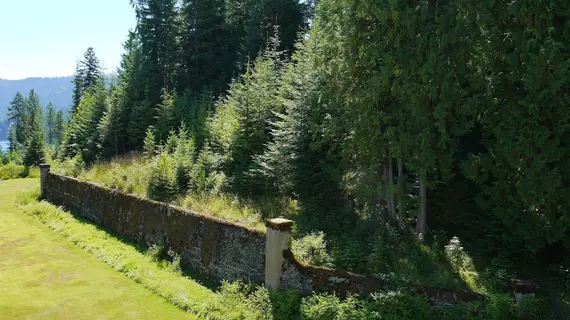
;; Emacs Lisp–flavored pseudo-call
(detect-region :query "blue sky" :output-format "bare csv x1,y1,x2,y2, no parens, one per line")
0,0,136,80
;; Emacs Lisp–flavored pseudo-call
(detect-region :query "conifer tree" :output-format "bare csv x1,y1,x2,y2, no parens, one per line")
7,123,17,154
54,110,65,147
71,48,102,114
23,98,45,166
7,92,27,149
45,103,56,145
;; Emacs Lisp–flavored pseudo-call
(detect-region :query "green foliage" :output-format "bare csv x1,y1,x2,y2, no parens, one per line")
208,31,286,197
147,152,178,202
188,146,225,195
59,84,108,164
23,92,46,167
172,124,195,193
291,231,334,268
0,163,34,180
142,127,157,159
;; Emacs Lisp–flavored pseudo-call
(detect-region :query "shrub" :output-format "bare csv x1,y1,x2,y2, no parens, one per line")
0,163,26,180
292,231,334,268
366,291,435,320
0,163,39,180
485,294,517,320
53,154,85,177
143,127,157,159
189,147,226,194
300,294,365,320
518,296,552,320
173,129,195,193
147,152,178,202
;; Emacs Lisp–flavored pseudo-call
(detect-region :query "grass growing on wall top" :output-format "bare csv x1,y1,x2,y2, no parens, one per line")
51,153,297,229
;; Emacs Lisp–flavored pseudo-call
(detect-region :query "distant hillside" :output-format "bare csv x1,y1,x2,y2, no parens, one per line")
0,76,73,139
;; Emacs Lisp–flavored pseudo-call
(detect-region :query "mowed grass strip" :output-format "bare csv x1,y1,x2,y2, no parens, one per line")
10,180,270,320
0,178,199,320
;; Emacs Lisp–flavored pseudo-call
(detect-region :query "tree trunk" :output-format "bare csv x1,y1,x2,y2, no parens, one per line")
383,163,393,220
397,158,405,229
416,169,428,236
388,155,396,223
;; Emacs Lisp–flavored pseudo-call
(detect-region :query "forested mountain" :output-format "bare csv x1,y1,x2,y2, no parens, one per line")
0,77,71,139
0,77,73,114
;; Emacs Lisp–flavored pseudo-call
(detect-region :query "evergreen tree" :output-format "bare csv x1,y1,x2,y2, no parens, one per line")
178,0,235,95
131,0,179,106
54,110,65,148
7,92,27,149
59,83,108,163
71,61,85,114
99,31,144,154
45,103,56,145
7,123,17,154
23,98,45,166
81,47,102,93
71,48,102,114
208,31,286,196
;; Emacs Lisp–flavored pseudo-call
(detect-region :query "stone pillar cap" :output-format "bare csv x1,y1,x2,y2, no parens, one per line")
266,218,293,231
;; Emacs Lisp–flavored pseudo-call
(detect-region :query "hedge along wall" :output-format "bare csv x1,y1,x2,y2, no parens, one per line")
40,166,483,303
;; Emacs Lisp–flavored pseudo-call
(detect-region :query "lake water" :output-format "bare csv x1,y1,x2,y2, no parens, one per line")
0,140,9,151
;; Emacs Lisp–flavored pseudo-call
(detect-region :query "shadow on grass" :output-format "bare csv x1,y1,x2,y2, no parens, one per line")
65,207,222,291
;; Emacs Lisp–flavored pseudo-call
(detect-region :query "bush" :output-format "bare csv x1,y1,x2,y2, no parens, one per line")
189,147,226,194
485,294,517,320
53,154,85,177
292,231,334,268
300,294,365,320
366,291,435,320
0,163,38,180
518,296,552,320
147,152,178,202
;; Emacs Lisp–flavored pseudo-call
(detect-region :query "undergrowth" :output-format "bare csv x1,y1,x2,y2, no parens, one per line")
0,163,39,180
51,154,494,292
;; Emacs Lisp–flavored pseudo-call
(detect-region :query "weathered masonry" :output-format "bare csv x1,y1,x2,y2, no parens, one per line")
39,164,483,303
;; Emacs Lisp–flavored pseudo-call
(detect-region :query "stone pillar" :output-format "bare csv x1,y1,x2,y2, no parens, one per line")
512,279,538,305
39,163,51,199
265,218,293,291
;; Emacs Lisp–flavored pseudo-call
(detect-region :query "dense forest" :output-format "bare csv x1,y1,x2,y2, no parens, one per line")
3,0,570,317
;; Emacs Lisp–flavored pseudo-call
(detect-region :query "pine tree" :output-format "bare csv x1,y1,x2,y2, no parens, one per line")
132,0,179,106
143,127,157,159
71,61,85,114
7,92,28,149
179,0,234,95
45,103,56,145
23,99,45,166
54,110,65,147
59,83,108,163
208,30,286,196
71,48,102,114
7,123,17,154
81,47,102,93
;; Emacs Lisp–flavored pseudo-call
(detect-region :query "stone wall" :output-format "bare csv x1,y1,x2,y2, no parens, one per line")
41,168,484,304
44,172,266,283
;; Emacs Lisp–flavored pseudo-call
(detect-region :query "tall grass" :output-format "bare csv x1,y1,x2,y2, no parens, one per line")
51,153,297,228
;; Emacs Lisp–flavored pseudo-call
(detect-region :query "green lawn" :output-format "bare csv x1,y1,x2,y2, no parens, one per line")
0,178,199,320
